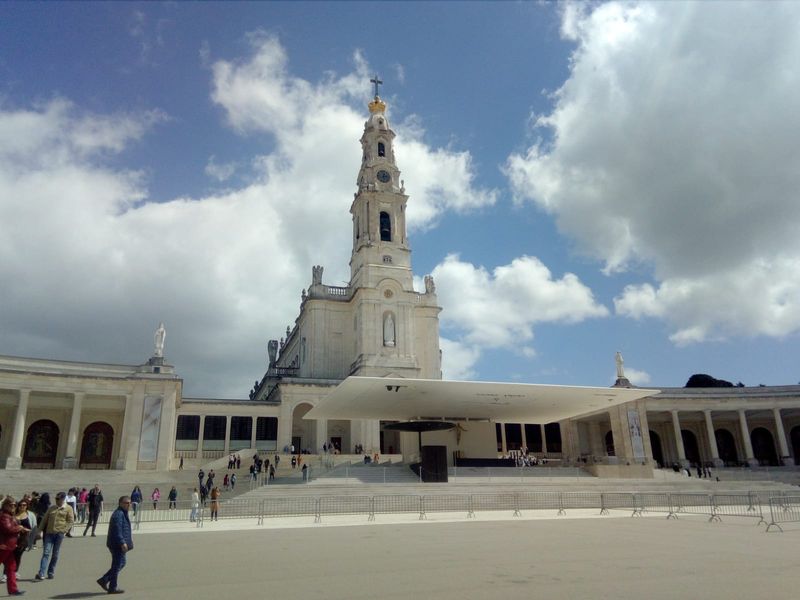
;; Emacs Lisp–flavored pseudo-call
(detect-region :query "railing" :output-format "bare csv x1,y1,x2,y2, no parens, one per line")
98,490,789,529
766,494,800,532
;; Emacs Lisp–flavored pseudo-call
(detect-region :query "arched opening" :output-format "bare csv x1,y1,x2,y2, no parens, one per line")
604,431,615,456
291,403,315,453
23,419,59,468
379,211,392,242
715,428,738,465
751,427,778,466
649,430,664,467
378,142,386,157
80,421,114,469
791,426,800,466
681,429,700,465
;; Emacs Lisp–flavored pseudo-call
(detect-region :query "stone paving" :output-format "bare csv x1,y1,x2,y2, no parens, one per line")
5,509,799,599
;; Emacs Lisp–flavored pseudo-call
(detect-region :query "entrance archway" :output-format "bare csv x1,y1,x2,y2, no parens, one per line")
649,430,664,467
751,427,778,466
715,428,738,465
292,403,315,453
23,420,59,468
681,430,700,465
80,422,114,468
604,431,615,456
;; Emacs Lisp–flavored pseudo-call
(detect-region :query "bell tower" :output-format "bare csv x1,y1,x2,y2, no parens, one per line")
349,76,412,290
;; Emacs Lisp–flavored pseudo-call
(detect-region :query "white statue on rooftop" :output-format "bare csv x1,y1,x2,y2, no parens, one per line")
154,322,166,358
615,351,625,379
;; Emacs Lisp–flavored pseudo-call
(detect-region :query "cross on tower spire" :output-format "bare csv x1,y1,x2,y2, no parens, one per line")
370,74,383,97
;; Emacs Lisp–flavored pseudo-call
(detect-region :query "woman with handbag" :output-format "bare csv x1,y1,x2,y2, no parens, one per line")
0,496,30,596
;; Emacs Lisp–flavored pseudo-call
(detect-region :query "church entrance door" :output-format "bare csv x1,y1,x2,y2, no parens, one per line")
80,421,114,469
292,403,315,453
23,419,59,468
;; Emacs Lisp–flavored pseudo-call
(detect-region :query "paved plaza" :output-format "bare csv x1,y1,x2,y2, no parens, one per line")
7,513,798,599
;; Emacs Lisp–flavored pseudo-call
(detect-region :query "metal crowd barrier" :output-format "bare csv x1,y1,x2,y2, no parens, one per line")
110,490,792,531
766,494,800,532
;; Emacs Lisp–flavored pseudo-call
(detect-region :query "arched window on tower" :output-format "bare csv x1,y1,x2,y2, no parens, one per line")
380,211,392,241
378,142,386,157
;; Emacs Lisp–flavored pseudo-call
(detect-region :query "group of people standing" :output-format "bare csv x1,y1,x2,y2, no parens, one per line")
0,485,133,596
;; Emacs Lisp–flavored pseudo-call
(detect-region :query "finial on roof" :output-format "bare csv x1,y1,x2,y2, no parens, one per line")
368,74,386,113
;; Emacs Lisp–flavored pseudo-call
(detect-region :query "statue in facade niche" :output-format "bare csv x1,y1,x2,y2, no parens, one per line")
301,288,307,302
424,275,436,294
615,351,626,379
383,313,396,347
154,322,166,357
286,325,291,338
312,265,324,285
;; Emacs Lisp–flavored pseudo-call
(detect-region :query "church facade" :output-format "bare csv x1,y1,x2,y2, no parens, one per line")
1,90,800,473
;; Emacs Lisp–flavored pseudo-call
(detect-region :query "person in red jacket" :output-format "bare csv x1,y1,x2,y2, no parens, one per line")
0,496,30,596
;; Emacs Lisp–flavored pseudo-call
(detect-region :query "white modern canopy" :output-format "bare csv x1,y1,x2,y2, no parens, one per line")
304,377,659,423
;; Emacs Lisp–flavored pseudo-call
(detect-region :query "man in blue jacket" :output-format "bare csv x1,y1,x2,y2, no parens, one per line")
96,496,133,595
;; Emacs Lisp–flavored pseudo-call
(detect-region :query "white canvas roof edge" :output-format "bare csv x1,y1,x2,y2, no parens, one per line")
304,376,660,422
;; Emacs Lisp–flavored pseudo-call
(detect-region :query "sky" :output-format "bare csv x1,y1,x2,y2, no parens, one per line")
1,1,799,398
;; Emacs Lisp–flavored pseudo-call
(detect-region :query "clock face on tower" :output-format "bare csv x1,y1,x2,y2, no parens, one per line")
377,170,391,183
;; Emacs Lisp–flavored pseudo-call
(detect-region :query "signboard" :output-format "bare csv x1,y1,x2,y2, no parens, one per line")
628,409,645,459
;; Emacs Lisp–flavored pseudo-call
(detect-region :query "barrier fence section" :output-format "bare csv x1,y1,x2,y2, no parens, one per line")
710,494,766,525
113,490,792,531
766,495,800,532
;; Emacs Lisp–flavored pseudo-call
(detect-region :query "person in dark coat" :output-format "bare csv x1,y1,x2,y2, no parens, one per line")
96,496,133,595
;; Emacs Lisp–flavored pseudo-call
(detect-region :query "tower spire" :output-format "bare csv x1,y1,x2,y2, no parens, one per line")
370,74,383,97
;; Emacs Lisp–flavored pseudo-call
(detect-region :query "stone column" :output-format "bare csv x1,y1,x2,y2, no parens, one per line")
520,423,528,452
671,410,688,467
223,416,231,454
738,409,758,467
703,410,723,467
500,423,507,454
115,394,133,470
588,421,604,457
6,389,30,470
541,424,548,455
315,418,328,453
63,392,85,468
197,415,206,455
250,416,258,452
773,408,790,465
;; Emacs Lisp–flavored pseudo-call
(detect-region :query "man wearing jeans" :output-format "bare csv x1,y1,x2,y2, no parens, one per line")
97,496,133,595
36,491,74,581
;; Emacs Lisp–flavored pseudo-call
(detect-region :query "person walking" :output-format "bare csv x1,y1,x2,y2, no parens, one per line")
209,487,221,521
230,473,237,490
150,488,160,510
189,488,200,523
36,491,74,581
0,496,29,596
64,489,77,537
130,486,142,517
168,487,177,510
13,498,36,573
83,484,103,537
77,488,88,523
96,496,133,595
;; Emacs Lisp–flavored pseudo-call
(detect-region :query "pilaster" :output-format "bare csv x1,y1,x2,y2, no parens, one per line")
5,389,30,470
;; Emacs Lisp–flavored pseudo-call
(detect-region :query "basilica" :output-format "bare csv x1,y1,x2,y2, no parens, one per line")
1,89,799,474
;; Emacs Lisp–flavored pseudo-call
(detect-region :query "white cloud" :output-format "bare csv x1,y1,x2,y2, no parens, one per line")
440,338,480,381
506,2,800,344
204,155,237,182
431,254,608,377
619,367,651,387
0,36,496,397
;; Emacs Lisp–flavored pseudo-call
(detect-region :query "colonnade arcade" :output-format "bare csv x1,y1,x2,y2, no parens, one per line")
1,389,135,470
574,403,800,468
